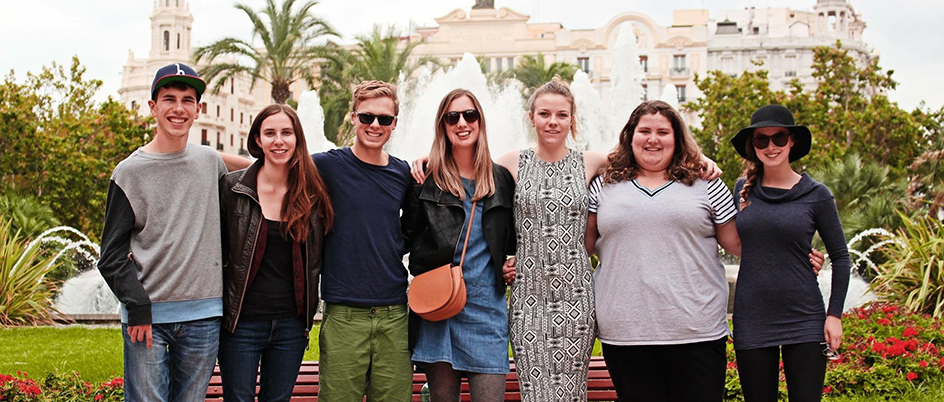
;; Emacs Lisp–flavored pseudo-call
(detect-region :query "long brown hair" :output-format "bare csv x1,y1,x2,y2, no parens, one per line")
248,104,334,241
427,89,495,201
602,100,704,185
527,78,578,139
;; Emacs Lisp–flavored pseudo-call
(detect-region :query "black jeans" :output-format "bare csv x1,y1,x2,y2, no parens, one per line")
602,336,728,402
735,342,827,402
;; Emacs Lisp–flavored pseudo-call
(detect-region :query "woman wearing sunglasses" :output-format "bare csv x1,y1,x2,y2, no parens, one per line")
401,88,516,402
729,105,850,402
218,104,333,402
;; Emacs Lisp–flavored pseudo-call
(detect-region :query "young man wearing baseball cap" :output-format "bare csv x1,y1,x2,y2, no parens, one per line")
98,63,228,402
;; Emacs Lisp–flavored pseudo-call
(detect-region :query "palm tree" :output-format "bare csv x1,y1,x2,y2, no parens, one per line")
192,0,336,104
511,53,578,98
318,25,440,145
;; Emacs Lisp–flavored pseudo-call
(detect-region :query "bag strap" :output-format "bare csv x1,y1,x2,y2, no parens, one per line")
457,201,477,268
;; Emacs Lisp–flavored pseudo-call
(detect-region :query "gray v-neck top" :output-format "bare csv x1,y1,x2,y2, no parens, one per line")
588,176,736,345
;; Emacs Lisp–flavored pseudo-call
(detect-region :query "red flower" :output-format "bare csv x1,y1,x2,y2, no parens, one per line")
920,360,929,368
903,327,919,338
96,394,104,401
824,385,833,394
883,305,898,314
872,342,886,353
28,385,40,395
907,371,919,381
885,343,906,357
905,339,919,352
878,318,891,326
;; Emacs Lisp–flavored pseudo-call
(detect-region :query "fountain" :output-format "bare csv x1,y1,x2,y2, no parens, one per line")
570,70,612,152
22,227,118,318
386,53,530,162
659,84,680,110
297,90,337,154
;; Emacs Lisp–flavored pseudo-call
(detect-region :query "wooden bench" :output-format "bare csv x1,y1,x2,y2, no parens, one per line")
206,356,618,401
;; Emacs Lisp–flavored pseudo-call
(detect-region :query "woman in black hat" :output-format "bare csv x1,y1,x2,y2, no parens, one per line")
730,104,851,402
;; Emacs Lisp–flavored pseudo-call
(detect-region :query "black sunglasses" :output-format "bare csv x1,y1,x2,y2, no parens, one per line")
442,109,480,126
355,112,395,126
752,132,790,149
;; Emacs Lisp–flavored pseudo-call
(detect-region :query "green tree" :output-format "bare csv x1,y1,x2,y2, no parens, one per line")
802,41,924,171
0,57,149,238
193,0,337,104
318,25,439,145
510,53,578,98
686,66,780,186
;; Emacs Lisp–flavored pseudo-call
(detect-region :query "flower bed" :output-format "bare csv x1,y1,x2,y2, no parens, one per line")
724,302,944,400
0,371,122,402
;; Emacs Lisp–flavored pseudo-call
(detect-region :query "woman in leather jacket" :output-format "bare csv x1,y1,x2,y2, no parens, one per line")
401,89,515,402
218,104,333,402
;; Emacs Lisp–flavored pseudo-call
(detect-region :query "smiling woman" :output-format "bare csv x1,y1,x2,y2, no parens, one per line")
584,100,740,402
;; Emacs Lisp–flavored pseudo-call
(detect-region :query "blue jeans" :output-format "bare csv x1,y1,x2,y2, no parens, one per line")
122,317,220,402
218,316,309,402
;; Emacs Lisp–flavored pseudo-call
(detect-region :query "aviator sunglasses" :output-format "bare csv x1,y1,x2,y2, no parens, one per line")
355,112,395,126
442,109,480,126
752,131,790,150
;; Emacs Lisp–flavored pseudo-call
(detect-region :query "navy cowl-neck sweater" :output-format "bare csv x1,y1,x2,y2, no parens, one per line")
732,173,851,350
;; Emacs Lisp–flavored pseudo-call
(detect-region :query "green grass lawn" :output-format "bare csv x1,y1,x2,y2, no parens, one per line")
0,325,322,383
3,325,943,401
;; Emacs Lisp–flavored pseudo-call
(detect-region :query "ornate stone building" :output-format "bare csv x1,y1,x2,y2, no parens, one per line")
408,0,871,113
119,0,872,147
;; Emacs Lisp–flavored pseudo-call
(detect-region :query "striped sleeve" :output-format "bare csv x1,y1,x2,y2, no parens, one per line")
707,178,737,225
587,175,603,214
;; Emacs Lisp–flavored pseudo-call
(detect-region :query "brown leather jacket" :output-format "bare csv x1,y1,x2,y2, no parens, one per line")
219,160,324,334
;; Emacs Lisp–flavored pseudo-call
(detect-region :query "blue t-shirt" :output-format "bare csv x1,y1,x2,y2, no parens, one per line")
313,147,412,306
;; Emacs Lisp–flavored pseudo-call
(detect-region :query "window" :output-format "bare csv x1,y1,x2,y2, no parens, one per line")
201,102,208,114
752,27,760,35
230,134,234,147
249,115,253,125
785,55,798,77
483,58,490,73
673,55,686,70
216,105,220,117
240,112,244,124
231,108,234,122
217,132,223,150
201,129,208,146
577,57,590,73
507,57,514,69
163,31,169,51
639,56,648,73
230,79,234,95
177,33,180,49
495,58,503,73
642,84,648,101
130,100,137,110
676,85,687,103
721,56,735,76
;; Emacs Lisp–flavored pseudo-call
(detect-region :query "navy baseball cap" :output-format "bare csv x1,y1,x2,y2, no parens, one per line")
151,63,206,101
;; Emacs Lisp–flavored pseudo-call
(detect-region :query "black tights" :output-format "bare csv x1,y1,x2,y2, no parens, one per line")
735,342,827,402
425,362,505,402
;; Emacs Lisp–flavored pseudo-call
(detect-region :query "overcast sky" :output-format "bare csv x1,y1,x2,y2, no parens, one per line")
2,0,941,110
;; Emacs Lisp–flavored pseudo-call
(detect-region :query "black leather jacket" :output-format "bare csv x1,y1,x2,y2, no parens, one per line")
401,164,516,281
219,160,324,334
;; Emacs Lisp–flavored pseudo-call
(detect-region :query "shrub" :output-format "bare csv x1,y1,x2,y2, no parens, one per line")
871,212,944,317
724,302,944,400
0,371,122,401
0,219,63,326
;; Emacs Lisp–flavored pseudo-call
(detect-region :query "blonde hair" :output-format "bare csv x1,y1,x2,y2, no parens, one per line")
527,78,579,139
351,80,399,115
427,89,495,201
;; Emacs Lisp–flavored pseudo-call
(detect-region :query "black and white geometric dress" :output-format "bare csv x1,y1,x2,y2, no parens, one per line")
509,148,597,402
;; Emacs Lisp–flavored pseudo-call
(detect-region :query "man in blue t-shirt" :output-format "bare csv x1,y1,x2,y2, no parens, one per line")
313,80,413,402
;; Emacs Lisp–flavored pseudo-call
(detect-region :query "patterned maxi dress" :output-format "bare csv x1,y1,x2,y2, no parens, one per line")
509,148,597,402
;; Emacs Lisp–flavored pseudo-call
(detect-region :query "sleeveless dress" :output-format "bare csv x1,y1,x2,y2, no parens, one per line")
509,148,596,401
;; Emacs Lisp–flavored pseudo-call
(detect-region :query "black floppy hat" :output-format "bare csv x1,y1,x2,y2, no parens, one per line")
730,104,811,162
